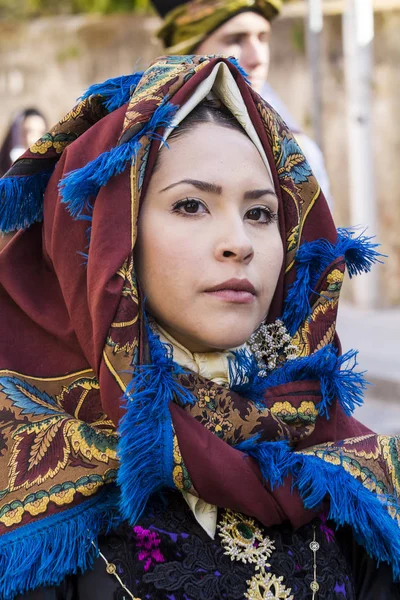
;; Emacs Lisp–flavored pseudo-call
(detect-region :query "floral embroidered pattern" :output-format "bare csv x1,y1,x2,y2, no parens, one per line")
172,434,193,492
93,492,354,600
133,526,165,572
0,372,118,531
270,401,318,426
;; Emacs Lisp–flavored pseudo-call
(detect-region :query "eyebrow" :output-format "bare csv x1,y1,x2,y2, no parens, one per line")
160,179,222,194
221,30,269,39
160,178,276,200
244,189,276,200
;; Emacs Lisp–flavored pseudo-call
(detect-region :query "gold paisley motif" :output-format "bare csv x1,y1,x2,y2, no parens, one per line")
293,299,339,357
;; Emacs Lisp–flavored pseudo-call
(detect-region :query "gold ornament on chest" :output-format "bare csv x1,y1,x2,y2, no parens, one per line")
218,510,294,600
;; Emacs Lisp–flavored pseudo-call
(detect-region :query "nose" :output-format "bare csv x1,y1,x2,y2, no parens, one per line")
242,36,265,70
214,219,254,264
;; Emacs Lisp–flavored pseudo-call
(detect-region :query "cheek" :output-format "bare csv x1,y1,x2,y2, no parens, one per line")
255,231,284,292
228,44,242,62
136,219,206,304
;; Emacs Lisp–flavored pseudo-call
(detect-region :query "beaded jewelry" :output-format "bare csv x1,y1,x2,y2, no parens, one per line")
247,319,298,376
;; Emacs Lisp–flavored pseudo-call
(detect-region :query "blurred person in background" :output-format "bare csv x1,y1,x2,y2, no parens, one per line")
0,108,47,250
153,0,333,208
0,108,47,176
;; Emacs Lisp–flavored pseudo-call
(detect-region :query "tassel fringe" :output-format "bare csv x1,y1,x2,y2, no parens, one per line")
228,348,266,404
79,72,144,113
265,345,367,418
59,100,178,220
226,56,251,85
283,228,384,335
0,171,52,232
242,440,400,580
0,486,121,600
230,344,366,418
117,325,194,525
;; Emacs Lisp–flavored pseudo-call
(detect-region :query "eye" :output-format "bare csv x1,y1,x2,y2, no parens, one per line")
224,34,244,46
245,206,277,224
172,198,209,216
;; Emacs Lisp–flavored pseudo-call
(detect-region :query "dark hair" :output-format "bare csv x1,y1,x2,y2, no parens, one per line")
168,99,245,142
0,108,47,176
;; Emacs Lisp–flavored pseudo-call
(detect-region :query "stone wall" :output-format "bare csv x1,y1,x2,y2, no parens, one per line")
0,14,162,128
1,6,399,304
268,8,400,306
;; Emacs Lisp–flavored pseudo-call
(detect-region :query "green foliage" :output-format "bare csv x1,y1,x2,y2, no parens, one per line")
0,0,152,18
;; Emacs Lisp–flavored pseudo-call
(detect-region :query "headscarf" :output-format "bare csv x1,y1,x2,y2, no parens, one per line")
0,55,399,599
155,0,282,54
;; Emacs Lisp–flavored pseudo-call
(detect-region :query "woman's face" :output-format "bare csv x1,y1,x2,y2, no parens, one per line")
21,115,47,149
136,122,283,352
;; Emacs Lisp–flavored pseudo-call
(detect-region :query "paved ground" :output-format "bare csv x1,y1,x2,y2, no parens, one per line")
336,303,400,434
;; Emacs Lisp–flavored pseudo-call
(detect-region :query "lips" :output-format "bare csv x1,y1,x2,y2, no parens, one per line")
204,279,256,304
205,278,256,295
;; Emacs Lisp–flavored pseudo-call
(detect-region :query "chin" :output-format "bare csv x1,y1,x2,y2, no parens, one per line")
198,329,254,351
247,73,266,92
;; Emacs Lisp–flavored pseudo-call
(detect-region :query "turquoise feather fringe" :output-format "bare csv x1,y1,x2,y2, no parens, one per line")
240,439,400,580
0,171,52,233
283,228,384,335
0,486,121,600
79,72,144,112
59,100,178,220
117,325,194,525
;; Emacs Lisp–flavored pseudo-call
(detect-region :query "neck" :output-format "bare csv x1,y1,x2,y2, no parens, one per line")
155,321,218,354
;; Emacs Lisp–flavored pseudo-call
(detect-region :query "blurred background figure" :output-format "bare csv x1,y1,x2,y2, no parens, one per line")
0,108,47,176
153,0,332,208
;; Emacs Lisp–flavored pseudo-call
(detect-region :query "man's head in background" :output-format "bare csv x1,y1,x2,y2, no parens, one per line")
154,0,282,95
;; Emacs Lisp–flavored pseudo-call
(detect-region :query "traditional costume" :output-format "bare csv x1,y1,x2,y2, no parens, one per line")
0,55,399,599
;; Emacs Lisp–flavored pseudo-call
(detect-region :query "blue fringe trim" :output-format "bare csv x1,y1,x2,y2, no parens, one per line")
59,100,179,220
229,348,269,406
227,56,251,86
241,440,400,580
0,171,52,232
0,486,121,600
117,325,194,525
229,344,366,418
266,345,367,418
283,228,384,335
79,72,144,113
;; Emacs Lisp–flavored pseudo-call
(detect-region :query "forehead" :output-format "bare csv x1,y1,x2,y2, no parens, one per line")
214,11,271,38
22,115,44,127
154,123,273,187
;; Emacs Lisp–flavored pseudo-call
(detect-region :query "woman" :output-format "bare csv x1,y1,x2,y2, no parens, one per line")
0,107,47,176
0,55,399,599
